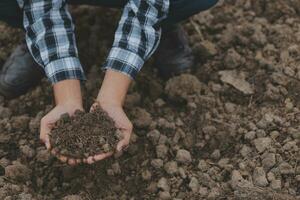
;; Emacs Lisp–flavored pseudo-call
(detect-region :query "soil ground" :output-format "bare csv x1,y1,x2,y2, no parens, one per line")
0,0,300,199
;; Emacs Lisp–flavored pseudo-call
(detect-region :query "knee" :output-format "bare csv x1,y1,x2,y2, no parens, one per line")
197,0,219,10
170,0,219,13
161,0,219,26
0,0,23,28
211,0,220,6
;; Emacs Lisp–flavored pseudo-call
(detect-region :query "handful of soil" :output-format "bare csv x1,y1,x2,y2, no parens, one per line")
49,107,121,159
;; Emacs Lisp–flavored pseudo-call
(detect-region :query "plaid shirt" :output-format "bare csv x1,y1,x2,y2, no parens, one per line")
16,0,169,83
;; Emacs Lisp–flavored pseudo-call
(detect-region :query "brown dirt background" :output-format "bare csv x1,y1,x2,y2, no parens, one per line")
0,0,300,199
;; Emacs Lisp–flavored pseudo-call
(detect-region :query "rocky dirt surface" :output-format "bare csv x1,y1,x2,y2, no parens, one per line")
50,107,120,159
0,0,300,199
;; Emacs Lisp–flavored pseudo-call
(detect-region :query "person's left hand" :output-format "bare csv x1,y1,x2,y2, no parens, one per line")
84,101,133,164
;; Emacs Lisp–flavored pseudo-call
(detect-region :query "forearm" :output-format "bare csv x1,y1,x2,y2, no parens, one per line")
40,79,83,151
19,0,85,84
53,79,83,109
97,70,132,107
102,0,169,80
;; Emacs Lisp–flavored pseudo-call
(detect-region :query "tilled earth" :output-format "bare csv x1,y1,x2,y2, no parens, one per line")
0,0,300,199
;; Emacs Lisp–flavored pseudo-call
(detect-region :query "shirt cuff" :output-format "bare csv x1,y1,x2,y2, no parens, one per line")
45,57,86,84
102,47,145,79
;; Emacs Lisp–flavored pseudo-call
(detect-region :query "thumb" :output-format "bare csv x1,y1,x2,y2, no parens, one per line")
40,117,51,150
116,129,131,152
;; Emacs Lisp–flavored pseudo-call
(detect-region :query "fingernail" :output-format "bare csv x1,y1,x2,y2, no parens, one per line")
87,157,93,164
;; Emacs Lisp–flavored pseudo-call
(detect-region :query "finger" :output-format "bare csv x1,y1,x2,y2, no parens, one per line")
93,152,113,162
116,140,126,152
58,155,68,163
51,148,58,156
87,156,96,165
40,118,51,150
116,141,130,152
116,131,131,151
40,133,51,150
46,141,51,150
68,158,77,166
76,159,82,164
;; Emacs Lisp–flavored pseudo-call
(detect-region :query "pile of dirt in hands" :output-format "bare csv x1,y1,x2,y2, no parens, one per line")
49,107,121,159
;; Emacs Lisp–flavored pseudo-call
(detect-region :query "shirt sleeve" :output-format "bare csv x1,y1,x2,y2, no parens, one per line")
103,0,170,79
16,0,86,84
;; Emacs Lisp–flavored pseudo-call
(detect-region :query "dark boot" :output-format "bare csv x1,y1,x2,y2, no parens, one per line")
0,43,44,99
154,25,195,79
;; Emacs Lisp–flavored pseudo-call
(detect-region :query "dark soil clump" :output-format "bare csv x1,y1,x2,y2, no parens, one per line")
49,107,120,159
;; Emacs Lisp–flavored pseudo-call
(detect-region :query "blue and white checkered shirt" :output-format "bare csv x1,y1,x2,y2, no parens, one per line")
16,0,169,84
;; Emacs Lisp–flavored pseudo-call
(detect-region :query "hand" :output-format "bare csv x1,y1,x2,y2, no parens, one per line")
85,102,133,164
40,79,83,166
40,104,84,165
84,69,133,164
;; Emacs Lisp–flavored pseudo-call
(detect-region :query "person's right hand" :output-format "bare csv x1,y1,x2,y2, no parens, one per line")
39,79,84,166
40,104,84,165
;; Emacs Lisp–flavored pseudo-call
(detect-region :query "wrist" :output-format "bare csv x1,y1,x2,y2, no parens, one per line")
97,91,123,107
53,79,83,108
96,70,131,107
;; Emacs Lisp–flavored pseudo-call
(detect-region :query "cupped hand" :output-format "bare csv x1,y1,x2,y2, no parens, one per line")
84,102,133,164
40,103,84,166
